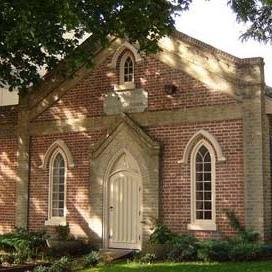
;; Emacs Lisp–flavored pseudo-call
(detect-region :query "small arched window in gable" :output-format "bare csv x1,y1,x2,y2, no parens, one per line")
123,55,134,83
116,52,135,90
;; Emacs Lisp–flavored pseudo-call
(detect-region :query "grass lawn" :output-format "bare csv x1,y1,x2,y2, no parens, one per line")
79,261,272,272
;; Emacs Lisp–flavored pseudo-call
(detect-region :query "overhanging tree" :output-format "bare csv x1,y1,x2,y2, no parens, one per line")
229,0,272,43
0,0,271,94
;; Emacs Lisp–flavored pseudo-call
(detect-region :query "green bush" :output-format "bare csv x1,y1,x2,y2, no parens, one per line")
225,209,259,242
83,251,100,267
49,256,71,272
0,253,15,265
198,239,264,262
0,228,47,258
150,223,175,244
148,211,269,263
33,257,71,272
198,240,232,261
47,239,91,257
134,252,157,264
55,225,71,241
167,235,198,261
33,266,49,272
229,242,263,261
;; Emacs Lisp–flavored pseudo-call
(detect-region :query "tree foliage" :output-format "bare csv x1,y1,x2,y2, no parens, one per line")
229,0,272,43
0,0,271,94
0,0,191,94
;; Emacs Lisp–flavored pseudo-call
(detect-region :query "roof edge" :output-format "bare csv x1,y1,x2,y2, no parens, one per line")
172,30,264,65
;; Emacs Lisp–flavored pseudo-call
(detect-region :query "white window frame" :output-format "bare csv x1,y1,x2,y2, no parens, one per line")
114,51,135,91
187,139,217,231
45,148,67,226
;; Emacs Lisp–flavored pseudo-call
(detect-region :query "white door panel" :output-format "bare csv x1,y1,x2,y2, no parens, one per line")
108,172,140,249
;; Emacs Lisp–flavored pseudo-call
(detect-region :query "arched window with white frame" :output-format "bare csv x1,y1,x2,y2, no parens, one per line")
42,140,74,226
123,55,134,83
50,150,66,219
118,51,135,90
188,140,217,231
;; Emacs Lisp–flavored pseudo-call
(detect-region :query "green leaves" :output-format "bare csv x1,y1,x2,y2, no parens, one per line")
228,0,272,43
0,0,192,94
1,0,270,94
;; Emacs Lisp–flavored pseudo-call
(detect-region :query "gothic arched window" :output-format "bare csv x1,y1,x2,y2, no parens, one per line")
189,140,216,231
50,152,66,218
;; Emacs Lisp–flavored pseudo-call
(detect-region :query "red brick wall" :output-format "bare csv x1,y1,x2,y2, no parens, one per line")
29,130,106,236
146,119,244,238
28,119,244,239
0,136,17,233
35,54,236,122
27,49,245,240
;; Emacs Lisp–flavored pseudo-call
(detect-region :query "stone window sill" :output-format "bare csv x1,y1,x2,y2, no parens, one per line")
187,222,217,231
45,217,67,226
114,82,135,91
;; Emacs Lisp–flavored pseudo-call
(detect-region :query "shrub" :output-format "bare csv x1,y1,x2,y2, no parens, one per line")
0,228,47,259
55,225,71,241
33,257,71,272
229,242,263,261
261,244,272,259
33,266,49,272
198,239,232,261
47,239,91,257
49,256,71,272
13,251,29,264
150,223,175,244
133,252,157,264
83,251,100,267
225,209,259,242
167,235,198,261
198,239,264,262
0,253,15,265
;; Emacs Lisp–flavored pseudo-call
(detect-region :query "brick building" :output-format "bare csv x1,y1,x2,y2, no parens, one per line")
0,31,271,250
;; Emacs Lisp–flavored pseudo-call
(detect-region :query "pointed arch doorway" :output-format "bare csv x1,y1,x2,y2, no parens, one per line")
106,151,142,250
90,114,160,251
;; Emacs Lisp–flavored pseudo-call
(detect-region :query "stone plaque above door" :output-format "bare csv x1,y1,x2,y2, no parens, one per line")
103,89,148,115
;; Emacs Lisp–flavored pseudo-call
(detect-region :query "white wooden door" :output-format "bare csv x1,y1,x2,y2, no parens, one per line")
108,171,141,249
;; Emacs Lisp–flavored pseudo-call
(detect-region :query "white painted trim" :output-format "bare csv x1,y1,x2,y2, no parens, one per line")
40,139,75,169
188,139,217,231
181,129,226,164
102,149,142,250
45,148,68,226
109,42,142,69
